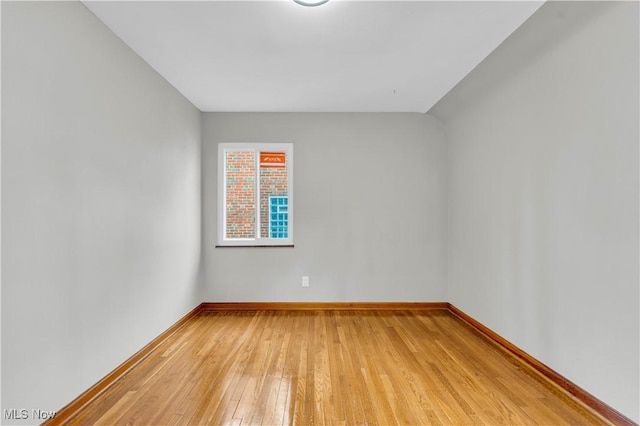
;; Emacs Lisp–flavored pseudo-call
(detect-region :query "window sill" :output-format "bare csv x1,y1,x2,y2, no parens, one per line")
215,245,295,248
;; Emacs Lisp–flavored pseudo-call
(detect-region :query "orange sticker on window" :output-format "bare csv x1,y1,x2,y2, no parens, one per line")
260,152,286,168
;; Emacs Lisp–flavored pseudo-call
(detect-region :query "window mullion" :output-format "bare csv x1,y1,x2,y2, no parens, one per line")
255,149,261,240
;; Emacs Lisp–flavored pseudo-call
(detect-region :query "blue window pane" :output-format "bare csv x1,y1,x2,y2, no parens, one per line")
269,196,289,239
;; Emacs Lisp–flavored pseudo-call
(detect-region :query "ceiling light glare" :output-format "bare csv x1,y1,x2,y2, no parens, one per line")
293,0,329,7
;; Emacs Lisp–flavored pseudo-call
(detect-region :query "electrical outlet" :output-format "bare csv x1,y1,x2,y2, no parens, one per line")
302,276,309,287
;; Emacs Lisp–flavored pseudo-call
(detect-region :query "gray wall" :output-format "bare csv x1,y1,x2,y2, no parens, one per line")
430,1,639,421
202,113,447,302
1,2,202,421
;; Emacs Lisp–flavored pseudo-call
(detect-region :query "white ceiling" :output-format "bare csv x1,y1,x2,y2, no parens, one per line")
84,0,544,113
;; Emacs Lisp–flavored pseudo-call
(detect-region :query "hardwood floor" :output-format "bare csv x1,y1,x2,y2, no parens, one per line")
64,310,608,425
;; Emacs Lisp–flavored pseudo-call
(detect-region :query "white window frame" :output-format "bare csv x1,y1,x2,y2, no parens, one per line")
217,143,294,247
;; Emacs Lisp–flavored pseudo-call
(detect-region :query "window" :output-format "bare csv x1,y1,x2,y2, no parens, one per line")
218,143,293,246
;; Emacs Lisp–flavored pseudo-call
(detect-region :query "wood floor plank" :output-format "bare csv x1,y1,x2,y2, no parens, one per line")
62,310,611,426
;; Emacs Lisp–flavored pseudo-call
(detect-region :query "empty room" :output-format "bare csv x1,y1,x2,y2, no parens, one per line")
1,0,638,425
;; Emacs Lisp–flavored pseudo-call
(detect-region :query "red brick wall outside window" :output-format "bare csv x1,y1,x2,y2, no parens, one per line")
225,151,256,238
